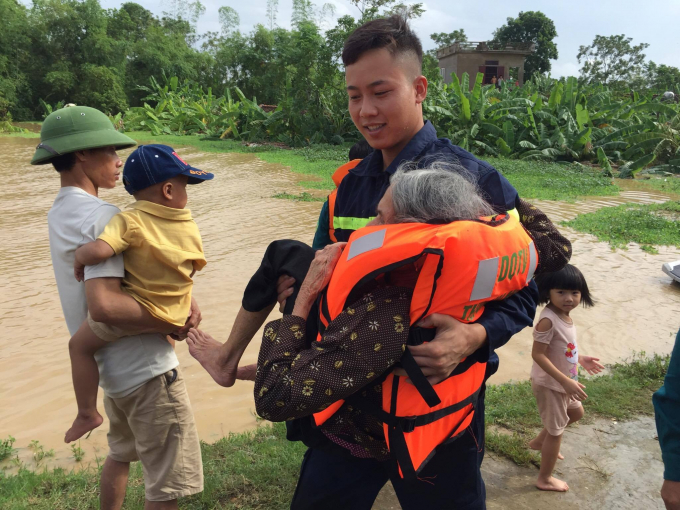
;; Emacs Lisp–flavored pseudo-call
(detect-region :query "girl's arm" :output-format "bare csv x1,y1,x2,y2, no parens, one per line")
74,240,115,282
532,318,588,400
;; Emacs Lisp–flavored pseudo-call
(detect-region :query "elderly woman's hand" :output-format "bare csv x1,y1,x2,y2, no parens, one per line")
292,243,346,319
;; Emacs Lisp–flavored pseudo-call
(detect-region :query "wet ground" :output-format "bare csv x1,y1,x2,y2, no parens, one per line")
0,136,678,491
374,417,666,510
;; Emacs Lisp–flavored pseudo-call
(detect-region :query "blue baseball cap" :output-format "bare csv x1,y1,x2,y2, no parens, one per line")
123,144,214,195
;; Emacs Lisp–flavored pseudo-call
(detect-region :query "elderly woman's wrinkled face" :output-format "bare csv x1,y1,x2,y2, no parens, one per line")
366,187,396,226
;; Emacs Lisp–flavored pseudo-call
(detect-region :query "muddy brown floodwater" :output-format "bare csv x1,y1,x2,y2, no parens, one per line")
0,136,678,474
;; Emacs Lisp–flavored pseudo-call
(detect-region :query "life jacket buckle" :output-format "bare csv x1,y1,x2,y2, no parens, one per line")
400,417,417,433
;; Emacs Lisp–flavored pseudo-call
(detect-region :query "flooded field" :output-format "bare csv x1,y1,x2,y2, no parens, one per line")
0,136,678,472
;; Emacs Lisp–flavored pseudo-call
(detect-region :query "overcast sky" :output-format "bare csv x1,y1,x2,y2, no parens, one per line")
100,0,680,77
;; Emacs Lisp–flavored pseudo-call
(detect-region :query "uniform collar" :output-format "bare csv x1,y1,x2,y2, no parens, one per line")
351,121,438,177
128,200,193,220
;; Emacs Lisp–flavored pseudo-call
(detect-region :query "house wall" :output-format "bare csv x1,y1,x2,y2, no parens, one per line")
441,52,528,88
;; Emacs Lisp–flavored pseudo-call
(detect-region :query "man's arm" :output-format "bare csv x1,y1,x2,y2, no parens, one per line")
84,278,201,335
654,330,680,486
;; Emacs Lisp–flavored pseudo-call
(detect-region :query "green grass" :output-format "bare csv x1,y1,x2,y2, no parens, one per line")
488,158,620,201
0,356,668,506
640,176,680,196
0,423,306,510
486,354,669,466
272,192,325,202
563,200,680,253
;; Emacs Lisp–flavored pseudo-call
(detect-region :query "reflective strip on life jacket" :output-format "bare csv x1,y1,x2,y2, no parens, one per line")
312,215,538,478
328,159,362,243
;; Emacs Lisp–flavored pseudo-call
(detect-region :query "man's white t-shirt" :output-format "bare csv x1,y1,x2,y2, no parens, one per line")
48,186,178,398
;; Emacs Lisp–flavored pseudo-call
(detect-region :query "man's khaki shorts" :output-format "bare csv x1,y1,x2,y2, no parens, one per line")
103,368,203,501
532,380,582,436
87,313,127,342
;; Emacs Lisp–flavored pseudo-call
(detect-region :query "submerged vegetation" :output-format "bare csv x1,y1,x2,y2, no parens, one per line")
564,201,680,253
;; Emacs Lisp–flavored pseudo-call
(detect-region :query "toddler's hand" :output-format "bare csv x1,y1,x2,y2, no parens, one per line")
561,378,588,401
74,261,85,282
579,356,605,375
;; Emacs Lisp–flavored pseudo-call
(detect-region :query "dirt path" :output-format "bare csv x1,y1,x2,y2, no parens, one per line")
373,417,665,509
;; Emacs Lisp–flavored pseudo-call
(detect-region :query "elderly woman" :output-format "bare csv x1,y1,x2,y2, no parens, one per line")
188,162,520,508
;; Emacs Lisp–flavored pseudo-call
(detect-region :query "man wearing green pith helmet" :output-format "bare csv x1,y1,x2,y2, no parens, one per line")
34,105,204,509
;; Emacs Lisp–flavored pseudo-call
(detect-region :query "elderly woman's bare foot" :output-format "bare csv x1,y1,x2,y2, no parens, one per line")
187,329,237,387
65,411,103,443
536,476,569,492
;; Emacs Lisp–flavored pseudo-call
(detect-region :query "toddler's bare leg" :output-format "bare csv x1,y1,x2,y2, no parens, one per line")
188,304,275,387
65,321,107,443
536,432,569,492
528,428,564,460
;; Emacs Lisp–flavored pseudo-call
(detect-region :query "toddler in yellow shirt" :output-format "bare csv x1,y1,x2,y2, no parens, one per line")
65,144,213,443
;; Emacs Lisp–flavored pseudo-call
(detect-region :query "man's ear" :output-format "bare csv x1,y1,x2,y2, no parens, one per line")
162,181,173,200
414,75,428,105
74,150,87,162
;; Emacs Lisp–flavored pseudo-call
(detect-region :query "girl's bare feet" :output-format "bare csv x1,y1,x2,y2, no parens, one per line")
536,476,569,492
529,437,564,460
65,410,103,443
187,329,237,387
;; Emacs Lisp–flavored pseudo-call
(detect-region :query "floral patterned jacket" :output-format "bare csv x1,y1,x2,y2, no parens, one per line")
254,285,412,459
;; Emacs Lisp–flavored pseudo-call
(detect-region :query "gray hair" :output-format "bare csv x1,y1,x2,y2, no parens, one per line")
390,161,496,223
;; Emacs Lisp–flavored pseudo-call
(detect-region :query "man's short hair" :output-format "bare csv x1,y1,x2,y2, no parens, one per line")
51,152,77,173
342,15,423,69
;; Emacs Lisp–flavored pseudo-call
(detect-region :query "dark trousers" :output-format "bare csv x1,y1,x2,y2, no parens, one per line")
244,240,488,509
290,388,487,510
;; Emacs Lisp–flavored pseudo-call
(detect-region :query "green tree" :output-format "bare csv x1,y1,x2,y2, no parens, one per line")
291,0,313,28
0,0,31,119
647,62,680,92
577,34,649,85
266,0,278,29
494,11,558,77
218,6,239,36
430,29,467,48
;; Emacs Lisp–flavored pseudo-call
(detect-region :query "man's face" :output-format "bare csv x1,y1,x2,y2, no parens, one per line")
345,48,427,154
81,147,122,189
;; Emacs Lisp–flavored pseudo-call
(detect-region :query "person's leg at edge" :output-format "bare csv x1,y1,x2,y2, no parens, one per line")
290,447,390,510
65,320,108,442
100,457,130,510
536,432,568,492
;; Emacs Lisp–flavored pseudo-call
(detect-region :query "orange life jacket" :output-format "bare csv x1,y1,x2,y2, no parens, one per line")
327,159,362,242
312,215,538,478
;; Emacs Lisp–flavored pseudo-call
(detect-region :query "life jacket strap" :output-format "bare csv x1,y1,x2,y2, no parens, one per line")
400,348,441,407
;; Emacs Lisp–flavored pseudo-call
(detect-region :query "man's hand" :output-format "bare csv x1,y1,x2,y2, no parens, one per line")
171,297,202,340
74,261,85,282
401,314,487,385
662,480,680,510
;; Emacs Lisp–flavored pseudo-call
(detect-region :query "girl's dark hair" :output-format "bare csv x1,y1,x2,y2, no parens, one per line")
534,264,595,307
51,152,77,173
342,15,423,68
349,138,374,160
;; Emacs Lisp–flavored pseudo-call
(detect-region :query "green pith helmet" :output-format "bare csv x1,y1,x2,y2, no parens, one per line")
31,105,137,165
